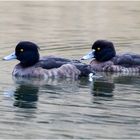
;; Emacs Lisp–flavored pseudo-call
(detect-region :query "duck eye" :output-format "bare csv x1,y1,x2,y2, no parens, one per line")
97,47,100,51
20,49,24,52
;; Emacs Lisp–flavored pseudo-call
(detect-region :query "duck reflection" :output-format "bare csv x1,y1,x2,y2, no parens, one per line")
14,84,39,108
11,72,140,108
113,73,140,85
12,76,84,108
91,72,140,98
92,81,115,97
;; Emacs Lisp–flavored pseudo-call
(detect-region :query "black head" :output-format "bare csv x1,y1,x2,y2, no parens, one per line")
15,41,40,67
92,40,116,62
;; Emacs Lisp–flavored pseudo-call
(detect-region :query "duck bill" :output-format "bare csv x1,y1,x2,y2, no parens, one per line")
3,52,17,60
81,50,95,60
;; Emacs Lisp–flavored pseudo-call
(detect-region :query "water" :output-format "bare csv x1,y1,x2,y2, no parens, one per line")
0,1,140,139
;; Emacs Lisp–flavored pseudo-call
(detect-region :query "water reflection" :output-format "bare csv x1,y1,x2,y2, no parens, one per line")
10,72,140,109
92,81,115,97
113,73,140,85
5,72,140,110
91,72,140,98
12,77,49,109
12,77,89,109
99,72,140,85
14,84,39,108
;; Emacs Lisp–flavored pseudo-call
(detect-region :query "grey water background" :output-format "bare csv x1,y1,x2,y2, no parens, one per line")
0,1,140,139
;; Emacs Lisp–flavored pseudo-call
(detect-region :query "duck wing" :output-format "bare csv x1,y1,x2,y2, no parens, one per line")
37,57,81,69
112,54,140,67
37,57,94,77
40,56,73,62
37,58,69,69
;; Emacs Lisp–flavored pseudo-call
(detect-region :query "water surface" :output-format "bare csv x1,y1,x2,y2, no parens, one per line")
0,1,140,139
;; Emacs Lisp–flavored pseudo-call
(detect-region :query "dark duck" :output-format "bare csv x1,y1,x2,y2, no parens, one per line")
3,41,94,79
81,40,140,73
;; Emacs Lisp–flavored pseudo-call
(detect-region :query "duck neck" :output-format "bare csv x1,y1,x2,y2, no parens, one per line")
19,55,40,68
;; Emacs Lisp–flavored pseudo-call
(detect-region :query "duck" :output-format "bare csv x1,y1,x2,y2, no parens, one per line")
3,41,94,79
81,40,140,73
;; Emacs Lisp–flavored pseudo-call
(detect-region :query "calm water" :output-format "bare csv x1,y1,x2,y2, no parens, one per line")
0,1,140,139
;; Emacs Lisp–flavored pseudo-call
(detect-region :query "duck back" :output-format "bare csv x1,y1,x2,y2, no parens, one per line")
112,54,140,67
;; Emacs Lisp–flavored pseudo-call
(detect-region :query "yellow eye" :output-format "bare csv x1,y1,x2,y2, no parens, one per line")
97,47,100,51
20,49,24,52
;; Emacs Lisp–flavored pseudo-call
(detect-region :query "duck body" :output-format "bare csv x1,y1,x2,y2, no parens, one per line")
13,57,90,79
4,41,94,79
82,40,140,73
13,62,81,79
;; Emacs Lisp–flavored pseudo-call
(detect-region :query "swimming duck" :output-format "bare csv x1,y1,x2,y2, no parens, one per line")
81,40,140,73
3,41,94,79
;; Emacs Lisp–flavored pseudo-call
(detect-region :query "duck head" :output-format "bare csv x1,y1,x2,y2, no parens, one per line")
3,41,40,67
81,40,116,62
